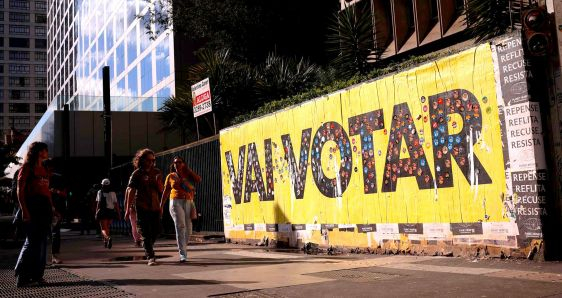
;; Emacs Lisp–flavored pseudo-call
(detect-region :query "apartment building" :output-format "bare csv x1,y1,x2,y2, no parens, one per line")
0,0,48,142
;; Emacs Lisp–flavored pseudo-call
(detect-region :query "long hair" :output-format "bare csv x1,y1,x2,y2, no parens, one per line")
169,156,200,183
132,148,155,169
24,142,48,167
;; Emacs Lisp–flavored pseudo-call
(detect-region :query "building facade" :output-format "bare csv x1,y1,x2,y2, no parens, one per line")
47,0,174,112
341,0,467,60
0,0,48,142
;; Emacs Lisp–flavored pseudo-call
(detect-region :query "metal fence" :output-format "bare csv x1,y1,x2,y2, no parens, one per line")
109,135,224,233
155,136,223,232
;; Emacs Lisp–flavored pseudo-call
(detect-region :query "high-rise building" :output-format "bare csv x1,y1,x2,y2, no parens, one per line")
0,0,48,142
47,0,174,111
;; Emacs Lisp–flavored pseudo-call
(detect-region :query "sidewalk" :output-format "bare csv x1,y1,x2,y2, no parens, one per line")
2,231,562,297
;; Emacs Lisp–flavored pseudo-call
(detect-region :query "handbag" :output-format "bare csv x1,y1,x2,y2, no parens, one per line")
190,201,197,220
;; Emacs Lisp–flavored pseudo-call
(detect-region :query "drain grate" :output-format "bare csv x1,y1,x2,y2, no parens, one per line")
0,262,132,298
307,269,400,282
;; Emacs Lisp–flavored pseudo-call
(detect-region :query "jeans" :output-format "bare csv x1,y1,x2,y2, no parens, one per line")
128,207,142,242
169,199,193,259
136,208,161,259
14,196,51,280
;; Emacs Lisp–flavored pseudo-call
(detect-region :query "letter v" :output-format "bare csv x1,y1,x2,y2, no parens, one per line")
281,129,312,199
225,145,246,204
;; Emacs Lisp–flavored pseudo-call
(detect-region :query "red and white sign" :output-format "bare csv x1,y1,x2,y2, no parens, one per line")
191,78,212,117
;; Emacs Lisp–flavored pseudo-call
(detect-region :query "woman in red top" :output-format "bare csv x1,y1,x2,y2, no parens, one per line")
160,156,201,263
14,142,55,287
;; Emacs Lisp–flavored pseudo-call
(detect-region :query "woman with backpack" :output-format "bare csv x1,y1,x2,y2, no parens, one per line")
160,156,201,263
95,178,121,249
14,142,55,287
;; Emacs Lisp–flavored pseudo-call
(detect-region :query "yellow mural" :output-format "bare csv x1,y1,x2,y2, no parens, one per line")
220,44,516,247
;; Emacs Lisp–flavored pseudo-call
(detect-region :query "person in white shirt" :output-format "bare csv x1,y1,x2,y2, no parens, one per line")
95,178,121,249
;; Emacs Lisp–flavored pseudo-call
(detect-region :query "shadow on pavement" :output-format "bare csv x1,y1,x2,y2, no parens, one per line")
104,278,255,286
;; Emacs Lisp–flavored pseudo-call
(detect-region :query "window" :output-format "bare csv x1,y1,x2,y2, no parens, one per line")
9,103,29,113
115,42,124,75
127,66,138,96
35,1,46,11
34,51,45,61
0,25,3,35
9,51,29,60
9,12,29,22
9,38,29,48
35,90,45,100
34,103,46,113
9,90,30,99
9,25,29,35
35,26,45,36
140,53,152,94
35,13,46,23
34,64,45,73
34,38,46,48
9,76,29,86
0,64,3,73
0,51,3,61
35,77,45,86
155,37,170,82
9,64,29,74
0,0,4,8
0,12,4,21
126,26,137,65
9,116,30,128
9,0,29,10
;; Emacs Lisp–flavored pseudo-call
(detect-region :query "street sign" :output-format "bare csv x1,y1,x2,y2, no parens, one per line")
192,78,212,117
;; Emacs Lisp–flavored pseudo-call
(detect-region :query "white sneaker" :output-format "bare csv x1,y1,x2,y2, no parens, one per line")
180,256,187,263
147,258,157,266
52,255,62,264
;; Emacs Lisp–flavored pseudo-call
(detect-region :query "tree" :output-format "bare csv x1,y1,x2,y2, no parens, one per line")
465,0,530,41
326,1,375,79
0,142,20,178
142,0,338,64
160,48,256,142
255,53,322,102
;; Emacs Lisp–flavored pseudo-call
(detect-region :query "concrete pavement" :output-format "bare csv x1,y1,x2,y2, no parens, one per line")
2,231,562,297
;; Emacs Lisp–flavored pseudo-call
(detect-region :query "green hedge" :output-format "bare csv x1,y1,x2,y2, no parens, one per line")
231,48,460,125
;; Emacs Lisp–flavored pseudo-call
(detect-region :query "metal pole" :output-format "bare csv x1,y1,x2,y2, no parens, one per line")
195,117,200,140
62,104,70,163
212,112,217,135
102,66,112,176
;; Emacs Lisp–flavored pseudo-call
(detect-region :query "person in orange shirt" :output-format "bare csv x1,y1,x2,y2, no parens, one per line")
14,142,55,287
160,156,201,263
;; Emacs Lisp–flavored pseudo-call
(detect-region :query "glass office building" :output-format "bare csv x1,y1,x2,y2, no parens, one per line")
0,0,48,141
47,0,174,111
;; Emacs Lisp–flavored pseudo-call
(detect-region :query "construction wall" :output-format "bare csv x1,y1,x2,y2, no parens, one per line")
219,36,547,253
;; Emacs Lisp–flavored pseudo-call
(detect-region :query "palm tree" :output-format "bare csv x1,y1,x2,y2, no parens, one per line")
255,53,322,102
465,0,532,41
326,1,374,79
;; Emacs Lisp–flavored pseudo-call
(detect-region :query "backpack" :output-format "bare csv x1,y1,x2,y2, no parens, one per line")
98,190,108,210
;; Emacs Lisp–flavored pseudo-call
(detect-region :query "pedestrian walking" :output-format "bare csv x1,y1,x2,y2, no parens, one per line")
14,142,55,287
124,187,142,247
161,156,201,263
95,179,121,249
43,159,68,264
125,149,163,266
80,184,99,235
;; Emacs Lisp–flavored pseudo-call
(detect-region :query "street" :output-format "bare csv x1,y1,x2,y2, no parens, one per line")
1,231,562,297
